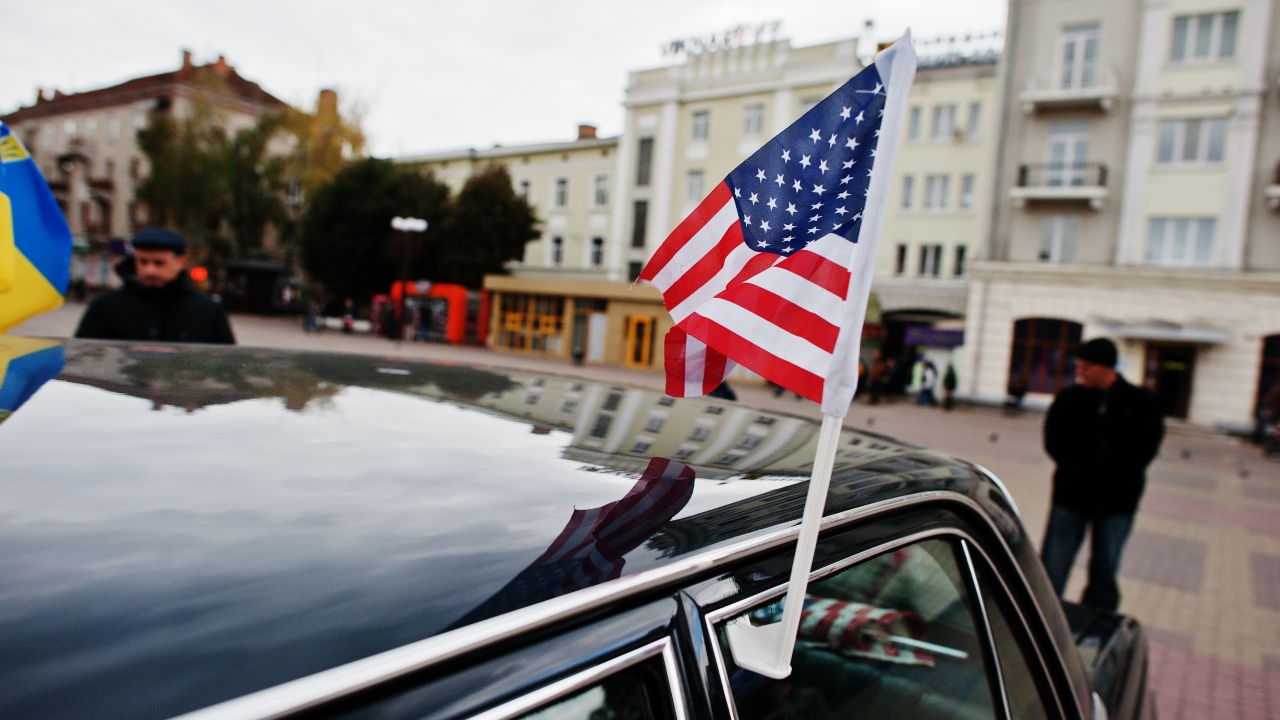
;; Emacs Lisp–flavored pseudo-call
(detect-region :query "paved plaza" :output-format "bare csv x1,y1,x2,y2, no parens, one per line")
14,303,1280,719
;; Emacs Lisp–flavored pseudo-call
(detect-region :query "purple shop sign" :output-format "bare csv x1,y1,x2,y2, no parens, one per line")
904,326,965,348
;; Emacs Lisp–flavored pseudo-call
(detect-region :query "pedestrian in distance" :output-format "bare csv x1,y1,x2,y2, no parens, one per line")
75,228,234,344
917,360,938,406
868,352,886,405
341,299,355,334
942,363,958,411
1040,338,1164,611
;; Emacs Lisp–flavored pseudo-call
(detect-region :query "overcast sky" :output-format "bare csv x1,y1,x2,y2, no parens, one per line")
1,0,1006,157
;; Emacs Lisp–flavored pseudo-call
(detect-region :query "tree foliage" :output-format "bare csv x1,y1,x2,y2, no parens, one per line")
433,165,540,288
299,158,449,303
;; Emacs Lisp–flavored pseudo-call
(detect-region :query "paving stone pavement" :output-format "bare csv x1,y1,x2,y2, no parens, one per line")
13,304,1280,718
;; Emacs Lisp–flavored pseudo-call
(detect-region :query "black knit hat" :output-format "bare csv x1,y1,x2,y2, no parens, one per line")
1076,338,1118,368
131,227,187,254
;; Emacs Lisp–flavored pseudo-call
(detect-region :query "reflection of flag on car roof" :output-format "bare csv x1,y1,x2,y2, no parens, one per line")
0,337,65,424
639,52,913,416
0,122,73,333
451,458,695,627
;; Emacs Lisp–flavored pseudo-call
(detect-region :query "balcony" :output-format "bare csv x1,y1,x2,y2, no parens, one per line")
1019,68,1118,113
1267,161,1280,210
1010,163,1109,210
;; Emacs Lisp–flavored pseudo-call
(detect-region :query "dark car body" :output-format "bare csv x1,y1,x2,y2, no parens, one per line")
0,340,1150,720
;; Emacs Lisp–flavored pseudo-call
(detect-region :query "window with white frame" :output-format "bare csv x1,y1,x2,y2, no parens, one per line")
923,174,950,210
691,110,710,141
959,174,975,210
895,244,908,275
931,105,956,140
901,175,915,209
105,115,120,142
1170,11,1239,63
1039,216,1079,263
63,119,77,140
554,178,568,209
133,111,147,130
590,237,604,267
966,103,981,139
1046,122,1090,186
1156,118,1226,164
84,117,98,140
686,170,704,203
954,245,968,277
1059,24,1100,89
1146,217,1215,266
518,179,531,200
593,174,609,207
742,103,764,137
918,244,943,277
908,106,922,141
551,236,564,266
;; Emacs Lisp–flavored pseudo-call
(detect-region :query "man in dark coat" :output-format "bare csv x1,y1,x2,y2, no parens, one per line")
1041,338,1163,610
75,229,235,344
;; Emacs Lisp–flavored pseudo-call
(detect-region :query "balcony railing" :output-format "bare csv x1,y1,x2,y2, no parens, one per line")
1010,163,1109,210
1019,67,1118,113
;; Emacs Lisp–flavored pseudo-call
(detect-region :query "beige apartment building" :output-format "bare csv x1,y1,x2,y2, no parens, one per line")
966,0,1280,428
0,51,284,292
447,33,1003,376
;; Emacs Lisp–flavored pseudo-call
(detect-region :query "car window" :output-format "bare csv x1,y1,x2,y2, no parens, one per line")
713,538,999,720
512,656,676,720
977,566,1055,720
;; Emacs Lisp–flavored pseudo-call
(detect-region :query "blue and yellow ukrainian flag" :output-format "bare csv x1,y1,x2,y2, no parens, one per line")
0,121,73,333
0,336,64,424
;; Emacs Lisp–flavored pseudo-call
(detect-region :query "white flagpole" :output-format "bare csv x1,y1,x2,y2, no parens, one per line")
724,30,917,680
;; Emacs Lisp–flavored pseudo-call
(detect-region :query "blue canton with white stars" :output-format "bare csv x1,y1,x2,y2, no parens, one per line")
725,66,887,256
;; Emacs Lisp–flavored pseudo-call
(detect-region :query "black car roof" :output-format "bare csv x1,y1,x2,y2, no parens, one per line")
0,339,1029,719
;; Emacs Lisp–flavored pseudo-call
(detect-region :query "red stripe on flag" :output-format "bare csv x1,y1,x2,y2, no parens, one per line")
779,249,851,300
716,283,840,353
681,315,825,403
722,251,780,294
663,327,689,397
639,182,733,282
660,221,745,310
702,341,729,395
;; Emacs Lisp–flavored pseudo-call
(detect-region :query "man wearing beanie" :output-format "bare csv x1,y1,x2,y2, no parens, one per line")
1041,337,1163,610
75,228,235,344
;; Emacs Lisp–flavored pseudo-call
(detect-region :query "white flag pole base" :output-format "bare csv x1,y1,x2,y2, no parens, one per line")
725,412,843,679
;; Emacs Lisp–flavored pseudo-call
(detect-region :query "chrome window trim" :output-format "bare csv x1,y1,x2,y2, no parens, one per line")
973,463,1022,519
963,538,1014,720
467,638,686,720
174,489,1082,720
703,529,1071,720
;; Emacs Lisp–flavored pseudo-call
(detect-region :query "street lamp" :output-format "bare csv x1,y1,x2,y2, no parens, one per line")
391,216,428,340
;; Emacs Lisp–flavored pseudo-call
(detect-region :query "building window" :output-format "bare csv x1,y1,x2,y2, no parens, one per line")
551,236,563,266
954,245,967,277
895,244,908,275
1146,217,1215,266
923,175,950,210
691,110,710,141
1039,216,1079,263
497,294,565,354
1171,12,1239,63
931,105,956,140
590,237,604,267
104,158,115,181
593,174,609,206
918,244,942,277
129,157,141,180
686,170,704,203
742,103,764,137
1156,118,1227,164
966,103,981,139
1059,24,1099,89
901,175,914,209
1008,318,1083,395
133,112,146,130
908,106,921,141
105,115,120,142
959,174,975,209
554,178,568,209
635,138,654,186
631,200,648,248
1046,122,1090,186
627,261,643,282
63,119,77,140
518,179,531,200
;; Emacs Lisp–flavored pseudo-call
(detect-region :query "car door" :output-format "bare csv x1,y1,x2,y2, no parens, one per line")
687,509,1078,720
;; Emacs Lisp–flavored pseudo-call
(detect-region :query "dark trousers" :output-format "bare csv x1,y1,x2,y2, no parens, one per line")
1040,506,1134,611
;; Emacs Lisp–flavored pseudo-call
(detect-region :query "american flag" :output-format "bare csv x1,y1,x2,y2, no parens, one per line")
639,40,916,416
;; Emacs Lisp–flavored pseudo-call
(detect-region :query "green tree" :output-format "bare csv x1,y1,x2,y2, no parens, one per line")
431,164,539,288
134,97,226,252
223,115,287,258
299,158,450,304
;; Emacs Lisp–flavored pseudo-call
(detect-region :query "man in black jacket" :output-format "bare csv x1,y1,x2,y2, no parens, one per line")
1041,338,1163,610
75,229,235,344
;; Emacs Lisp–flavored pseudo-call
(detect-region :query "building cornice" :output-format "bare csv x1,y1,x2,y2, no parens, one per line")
396,137,619,165
967,260,1280,292
483,274,663,302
